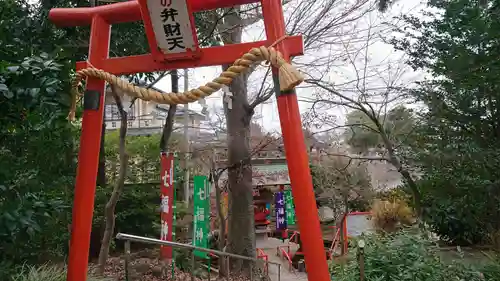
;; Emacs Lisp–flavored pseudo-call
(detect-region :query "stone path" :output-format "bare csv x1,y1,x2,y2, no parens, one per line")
256,238,308,281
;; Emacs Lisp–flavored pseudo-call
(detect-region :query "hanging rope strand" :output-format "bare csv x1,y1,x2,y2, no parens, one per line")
68,44,303,121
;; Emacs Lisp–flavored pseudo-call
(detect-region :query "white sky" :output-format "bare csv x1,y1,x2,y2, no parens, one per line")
153,0,427,135
36,0,428,135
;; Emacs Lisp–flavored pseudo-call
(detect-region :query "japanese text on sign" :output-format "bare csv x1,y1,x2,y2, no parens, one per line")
161,219,169,240
193,175,210,258
161,195,169,213
146,0,196,54
160,153,174,259
162,164,172,188
275,191,287,230
284,190,296,225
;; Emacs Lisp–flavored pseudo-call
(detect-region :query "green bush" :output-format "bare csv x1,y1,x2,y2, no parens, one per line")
330,230,500,281
380,179,500,246
0,51,78,279
91,181,188,254
94,183,160,237
416,162,500,246
91,183,160,255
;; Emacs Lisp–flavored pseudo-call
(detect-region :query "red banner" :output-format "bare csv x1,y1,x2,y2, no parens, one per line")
160,153,174,259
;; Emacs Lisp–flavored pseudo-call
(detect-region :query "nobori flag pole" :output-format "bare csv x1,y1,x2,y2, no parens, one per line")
48,0,330,280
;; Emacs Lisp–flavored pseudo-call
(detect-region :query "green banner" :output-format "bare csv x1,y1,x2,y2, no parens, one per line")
193,175,210,257
284,190,296,225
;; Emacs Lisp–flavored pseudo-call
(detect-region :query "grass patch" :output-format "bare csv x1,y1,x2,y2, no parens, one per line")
13,264,111,281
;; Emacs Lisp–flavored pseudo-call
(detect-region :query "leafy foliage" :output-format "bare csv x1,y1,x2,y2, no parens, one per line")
392,0,500,245
0,28,78,281
331,230,500,281
417,170,500,245
94,183,160,239
0,0,82,63
89,132,187,255
104,131,183,185
377,0,397,12
0,0,81,278
343,106,416,155
93,184,190,245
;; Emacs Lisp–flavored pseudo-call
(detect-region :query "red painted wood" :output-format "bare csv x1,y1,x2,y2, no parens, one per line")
160,153,174,259
75,37,304,75
49,0,259,27
66,16,110,281
261,0,331,279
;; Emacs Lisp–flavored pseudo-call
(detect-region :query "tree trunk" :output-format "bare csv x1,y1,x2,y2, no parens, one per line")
213,169,228,277
224,70,255,274
159,70,178,152
215,181,226,252
97,87,128,275
379,132,422,217
398,168,421,215
368,113,422,218
220,6,256,276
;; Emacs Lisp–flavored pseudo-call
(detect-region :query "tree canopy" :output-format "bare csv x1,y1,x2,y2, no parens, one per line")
0,0,80,277
393,0,500,244
343,106,416,154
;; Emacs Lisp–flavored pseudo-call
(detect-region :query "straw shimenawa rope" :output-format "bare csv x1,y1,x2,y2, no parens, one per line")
68,45,304,121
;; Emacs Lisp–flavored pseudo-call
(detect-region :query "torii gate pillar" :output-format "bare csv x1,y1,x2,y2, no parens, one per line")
49,0,330,280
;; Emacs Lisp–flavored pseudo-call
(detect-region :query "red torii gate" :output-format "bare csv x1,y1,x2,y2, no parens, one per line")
48,0,330,280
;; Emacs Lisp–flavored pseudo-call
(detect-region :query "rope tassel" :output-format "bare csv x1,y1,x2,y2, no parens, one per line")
68,45,304,121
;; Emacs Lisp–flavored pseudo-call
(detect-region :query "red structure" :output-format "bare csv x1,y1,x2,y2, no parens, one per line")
342,211,373,254
160,152,174,259
254,203,270,226
48,1,330,280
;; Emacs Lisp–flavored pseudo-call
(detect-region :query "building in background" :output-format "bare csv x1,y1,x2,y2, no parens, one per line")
103,86,207,136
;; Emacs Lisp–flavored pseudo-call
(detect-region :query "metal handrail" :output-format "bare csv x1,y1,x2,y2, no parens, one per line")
288,230,300,244
116,233,281,266
328,227,341,259
277,247,294,273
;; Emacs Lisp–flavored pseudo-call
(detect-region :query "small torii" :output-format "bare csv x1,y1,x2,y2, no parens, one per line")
222,85,233,110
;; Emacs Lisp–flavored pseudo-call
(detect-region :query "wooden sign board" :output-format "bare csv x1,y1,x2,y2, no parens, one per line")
219,163,291,186
345,212,374,238
139,0,200,61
